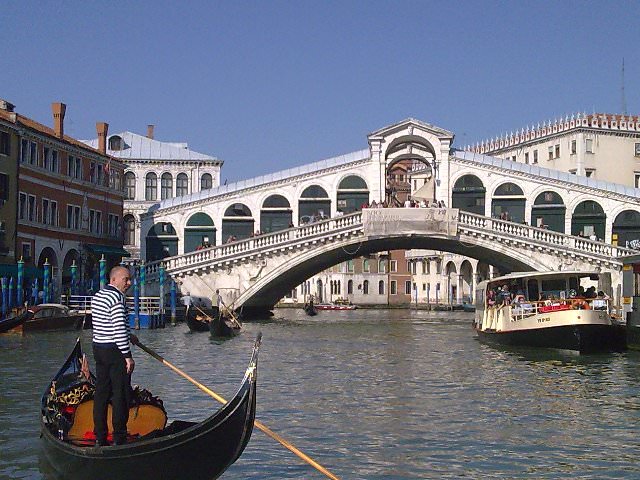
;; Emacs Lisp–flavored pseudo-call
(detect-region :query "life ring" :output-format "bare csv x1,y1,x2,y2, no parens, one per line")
573,298,590,310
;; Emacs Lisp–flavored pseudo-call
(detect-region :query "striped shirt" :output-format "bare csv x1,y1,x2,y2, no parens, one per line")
91,285,131,357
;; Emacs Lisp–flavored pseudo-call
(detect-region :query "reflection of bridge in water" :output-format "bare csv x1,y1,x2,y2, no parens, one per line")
136,119,640,313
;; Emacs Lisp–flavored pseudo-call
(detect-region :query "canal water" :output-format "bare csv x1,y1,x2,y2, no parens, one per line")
2,309,640,479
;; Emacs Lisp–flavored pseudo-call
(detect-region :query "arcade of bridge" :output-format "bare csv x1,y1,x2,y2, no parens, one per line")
139,118,640,264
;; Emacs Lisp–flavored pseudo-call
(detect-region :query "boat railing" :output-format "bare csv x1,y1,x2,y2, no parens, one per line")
483,297,611,329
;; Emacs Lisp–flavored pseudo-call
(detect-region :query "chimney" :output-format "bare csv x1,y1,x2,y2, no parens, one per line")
0,99,15,112
96,122,109,154
147,124,155,139
52,102,66,139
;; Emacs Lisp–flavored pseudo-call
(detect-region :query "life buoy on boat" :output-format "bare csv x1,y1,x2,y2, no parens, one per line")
573,298,590,310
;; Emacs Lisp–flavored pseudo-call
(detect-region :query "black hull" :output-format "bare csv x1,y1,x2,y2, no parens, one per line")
476,324,627,354
0,310,32,333
185,309,210,332
303,305,318,316
209,315,241,338
41,337,260,480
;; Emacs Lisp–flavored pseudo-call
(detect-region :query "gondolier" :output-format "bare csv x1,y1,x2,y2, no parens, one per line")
91,266,135,446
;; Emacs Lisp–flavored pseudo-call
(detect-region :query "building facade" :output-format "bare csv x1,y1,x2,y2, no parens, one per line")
469,113,640,187
82,127,223,261
0,100,19,270
0,99,126,298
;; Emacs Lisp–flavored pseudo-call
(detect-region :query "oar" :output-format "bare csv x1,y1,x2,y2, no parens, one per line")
193,304,214,321
133,338,340,480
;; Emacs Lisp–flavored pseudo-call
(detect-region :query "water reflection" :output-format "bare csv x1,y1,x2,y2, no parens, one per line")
1,310,640,479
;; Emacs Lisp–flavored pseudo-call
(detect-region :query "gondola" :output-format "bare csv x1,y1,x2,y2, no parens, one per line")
0,309,33,333
40,335,260,480
303,302,318,316
185,306,211,332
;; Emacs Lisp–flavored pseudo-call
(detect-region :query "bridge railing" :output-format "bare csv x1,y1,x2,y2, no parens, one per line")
459,211,637,258
142,209,636,281
144,211,364,278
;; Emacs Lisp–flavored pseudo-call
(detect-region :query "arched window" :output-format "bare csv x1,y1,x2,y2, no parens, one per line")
176,173,189,196
201,173,213,190
161,173,173,200
125,172,136,200
378,280,385,295
123,215,136,245
363,280,369,295
145,172,157,201
379,259,387,273
348,279,353,294
108,135,124,151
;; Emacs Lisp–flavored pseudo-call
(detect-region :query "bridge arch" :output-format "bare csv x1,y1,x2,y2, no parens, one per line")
235,233,550,313
336,174,369,213
451,174,486,215
146,222,178,261
571,200,606,240
260,194,292,233
298,184,331,223
531,190,566,232
613,209,640,249
460,260,474,302
490,182,526,222
222,203,254,241
184,212,216,252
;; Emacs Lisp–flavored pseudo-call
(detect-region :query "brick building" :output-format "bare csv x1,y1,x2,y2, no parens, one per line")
0,99,126,299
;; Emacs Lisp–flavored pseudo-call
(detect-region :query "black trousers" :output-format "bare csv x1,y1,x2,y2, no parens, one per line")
92,344,130,443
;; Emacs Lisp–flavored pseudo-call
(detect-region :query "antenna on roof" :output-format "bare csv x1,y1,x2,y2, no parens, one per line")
621,57,628,115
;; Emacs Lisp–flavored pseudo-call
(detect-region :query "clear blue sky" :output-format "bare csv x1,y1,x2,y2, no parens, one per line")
3,1,639,182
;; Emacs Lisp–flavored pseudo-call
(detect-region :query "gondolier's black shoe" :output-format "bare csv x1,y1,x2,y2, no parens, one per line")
95,439,109,447
113,437,127,446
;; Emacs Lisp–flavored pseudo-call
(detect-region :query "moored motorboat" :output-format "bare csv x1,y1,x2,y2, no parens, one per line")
40,336,260,480
1,304,86,333
474,270,626,354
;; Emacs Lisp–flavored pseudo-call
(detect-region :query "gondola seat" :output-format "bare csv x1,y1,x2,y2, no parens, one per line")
67,400,168,441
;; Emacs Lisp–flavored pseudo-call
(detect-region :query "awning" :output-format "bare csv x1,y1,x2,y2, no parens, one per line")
85,244,131,257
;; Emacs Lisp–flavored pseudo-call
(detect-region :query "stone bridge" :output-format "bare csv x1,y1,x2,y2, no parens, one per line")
143,208,635,315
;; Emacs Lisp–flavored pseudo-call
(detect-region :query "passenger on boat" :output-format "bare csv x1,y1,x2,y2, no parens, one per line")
487,289,496,307
592,291,609,310
498,285,511,305
91,266,136,447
